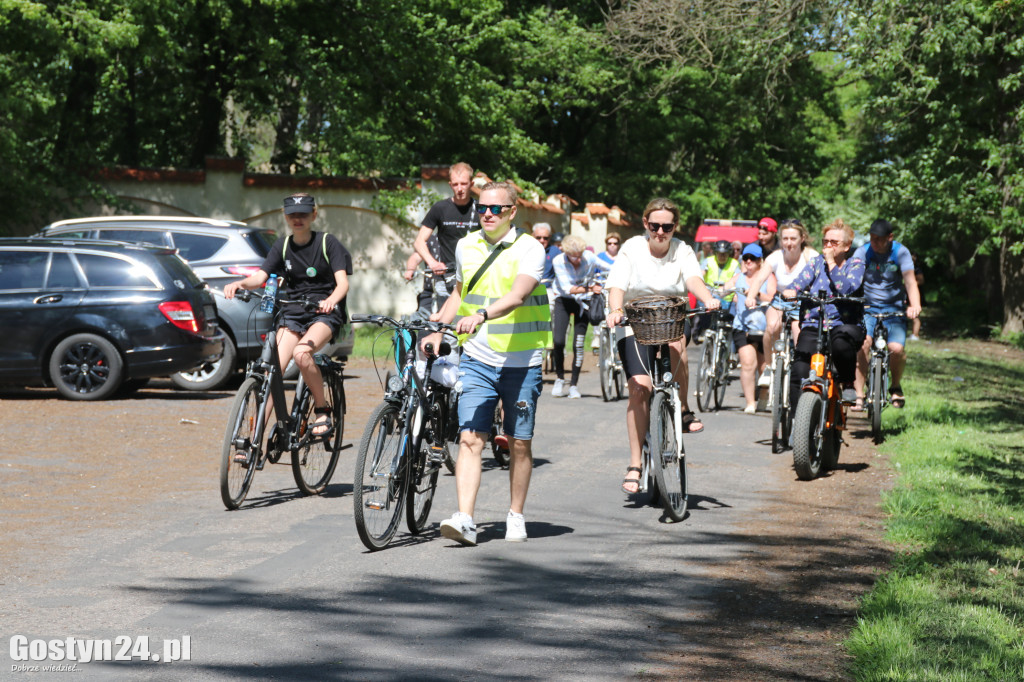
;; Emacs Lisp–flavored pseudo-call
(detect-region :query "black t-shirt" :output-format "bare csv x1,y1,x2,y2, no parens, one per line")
261,231,353,317
421,198,478,266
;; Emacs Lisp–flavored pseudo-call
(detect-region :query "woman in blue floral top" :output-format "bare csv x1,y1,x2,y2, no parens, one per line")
782,219,866,405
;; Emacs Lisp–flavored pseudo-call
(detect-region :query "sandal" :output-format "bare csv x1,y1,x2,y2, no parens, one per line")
889,387,905,409
681,410,704,434
311,406,333,437
850,397,865,412
622,466,643,494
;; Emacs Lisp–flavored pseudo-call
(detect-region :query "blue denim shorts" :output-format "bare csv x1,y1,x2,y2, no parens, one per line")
457,356,543,440
864,305,907,346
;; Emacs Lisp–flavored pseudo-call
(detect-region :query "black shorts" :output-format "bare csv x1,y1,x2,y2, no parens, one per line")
280,302,345,338
732,330,764,352
617,334,670,380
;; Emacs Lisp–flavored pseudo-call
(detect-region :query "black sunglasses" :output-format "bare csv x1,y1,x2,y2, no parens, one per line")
647,222,676,233
741,255,759,262
476,204,513,215
535,235,549,240
606,240,619,245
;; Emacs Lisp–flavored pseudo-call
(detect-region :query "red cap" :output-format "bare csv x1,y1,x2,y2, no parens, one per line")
758,217,777,233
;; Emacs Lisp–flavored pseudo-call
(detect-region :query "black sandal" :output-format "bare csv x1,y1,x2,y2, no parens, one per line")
311,406,333,437
889,387,906,409
622,466,643,494
681,410,704,434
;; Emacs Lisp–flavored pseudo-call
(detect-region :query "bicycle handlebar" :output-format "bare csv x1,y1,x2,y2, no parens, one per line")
350,313,455,335
235,289,333,312
864,309,906,321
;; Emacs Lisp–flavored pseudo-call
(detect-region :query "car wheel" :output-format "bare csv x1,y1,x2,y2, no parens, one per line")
49,333,124,401
170,333,237,391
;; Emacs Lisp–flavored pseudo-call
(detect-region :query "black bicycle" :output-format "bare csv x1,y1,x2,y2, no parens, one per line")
220,289,346,509
769,304,800,453
865,309,904,444
350,314,459,550
695,307,734,412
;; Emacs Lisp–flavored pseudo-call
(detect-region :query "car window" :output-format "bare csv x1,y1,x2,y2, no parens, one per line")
46,252,81,288
244,230,279,258
154,253,205,288
0,250,46,290
48,229,92,239
74,253,159,288
170,232,227,262
96,229,172,247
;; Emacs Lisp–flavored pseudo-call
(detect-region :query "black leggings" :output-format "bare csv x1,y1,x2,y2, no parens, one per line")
553,297,588,385
791,324,865,399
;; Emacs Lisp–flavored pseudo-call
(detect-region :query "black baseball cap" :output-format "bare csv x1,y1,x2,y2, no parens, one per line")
284,195,316,214
869,219,893,237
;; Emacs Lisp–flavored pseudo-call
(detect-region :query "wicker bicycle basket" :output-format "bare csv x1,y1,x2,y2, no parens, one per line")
624,295,690,345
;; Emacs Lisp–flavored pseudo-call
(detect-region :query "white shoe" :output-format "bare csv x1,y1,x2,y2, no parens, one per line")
551,378,566,397
568,385,582,399
744,404,756,414
440,512,477,546
505,511,527,542
757,368,772,387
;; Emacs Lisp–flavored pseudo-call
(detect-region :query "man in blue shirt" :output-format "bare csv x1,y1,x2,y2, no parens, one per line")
852,219,922,408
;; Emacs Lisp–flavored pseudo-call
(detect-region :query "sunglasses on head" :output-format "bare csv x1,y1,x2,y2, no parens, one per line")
647,222,676,233
476,204,513,215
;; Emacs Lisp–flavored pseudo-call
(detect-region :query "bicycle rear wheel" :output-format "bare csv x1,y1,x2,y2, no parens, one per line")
220,376,264,509
870,358,885,444
405,438,440,534
353,402,409,550
713,338,729,410
696,339,715,412
792,391,827,480
650,391,687,521
771,353,788,453
291,372,345,495
599,328,615,402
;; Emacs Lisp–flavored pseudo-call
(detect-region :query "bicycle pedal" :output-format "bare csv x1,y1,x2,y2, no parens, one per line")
428,445,446,463
365,500,386,511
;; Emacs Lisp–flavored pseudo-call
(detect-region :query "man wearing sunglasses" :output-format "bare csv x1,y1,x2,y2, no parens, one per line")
413,162,479,306
757,216,781,256
422,182,551,546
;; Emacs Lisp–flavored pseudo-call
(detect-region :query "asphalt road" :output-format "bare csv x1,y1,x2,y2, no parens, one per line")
2,354,788,680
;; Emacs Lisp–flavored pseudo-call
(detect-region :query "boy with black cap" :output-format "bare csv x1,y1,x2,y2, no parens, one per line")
851,219,921,409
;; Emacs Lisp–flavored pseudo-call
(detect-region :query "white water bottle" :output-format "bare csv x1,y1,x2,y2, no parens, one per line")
261,274,278,313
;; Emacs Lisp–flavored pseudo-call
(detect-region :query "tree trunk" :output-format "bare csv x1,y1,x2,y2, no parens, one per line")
1001,236,1024,333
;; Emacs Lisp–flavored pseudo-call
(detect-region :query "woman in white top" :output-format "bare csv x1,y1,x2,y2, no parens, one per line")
605,198,720,495
744,219,818,370
550,235,601,398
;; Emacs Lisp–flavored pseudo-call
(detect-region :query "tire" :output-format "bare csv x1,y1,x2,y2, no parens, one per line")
444,389,460,475
650,391,687,521
49,333,124,400
713,339,729,410
870,358,884,444
405,439,440,535
696,339,715,413
353,402,409,550
170,333,236,391
220,376,263,509
822,398,843,472
490,402,509,467
291,373,344,495
771,353,788,453
614,360,625,399
599,329,614,402
792,391,827,481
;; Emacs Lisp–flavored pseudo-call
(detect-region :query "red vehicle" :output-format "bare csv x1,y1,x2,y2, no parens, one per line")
690,219,759,307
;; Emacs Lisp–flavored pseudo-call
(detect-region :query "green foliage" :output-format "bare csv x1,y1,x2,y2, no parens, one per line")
846,343,1024,680
371,186,442,225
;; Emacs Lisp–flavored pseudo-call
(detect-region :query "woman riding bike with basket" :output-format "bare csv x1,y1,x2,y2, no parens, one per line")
604,198,720,496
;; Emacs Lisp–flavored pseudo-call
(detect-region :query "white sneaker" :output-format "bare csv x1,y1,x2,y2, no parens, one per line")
568,385,582,399
440,512,477,546
744,404,756,414
505,511,527,542
551,378,566,397
757,368,773,387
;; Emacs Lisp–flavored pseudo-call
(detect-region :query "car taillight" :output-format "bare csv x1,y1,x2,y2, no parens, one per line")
160,301,199,333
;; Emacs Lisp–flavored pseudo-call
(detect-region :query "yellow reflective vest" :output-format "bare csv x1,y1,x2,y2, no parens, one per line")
704,257,740,302
456,229,552,352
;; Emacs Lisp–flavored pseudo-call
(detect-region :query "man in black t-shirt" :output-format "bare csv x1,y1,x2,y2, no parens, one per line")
412,162,479,304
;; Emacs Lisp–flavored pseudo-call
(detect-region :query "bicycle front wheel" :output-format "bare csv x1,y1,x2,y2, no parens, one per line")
792,391,827,480
353,402,409,550
220,376,264,509
650,391,687,521
770,353,788,453
696,339,715,412
291,372,345,495
870,357,885,444
405,439,440,534
713,339,730,409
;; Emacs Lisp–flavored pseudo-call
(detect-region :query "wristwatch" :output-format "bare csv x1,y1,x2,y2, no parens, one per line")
476,308,489,321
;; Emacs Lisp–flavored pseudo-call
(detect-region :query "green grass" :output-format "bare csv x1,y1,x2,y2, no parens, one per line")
847,341,1024,681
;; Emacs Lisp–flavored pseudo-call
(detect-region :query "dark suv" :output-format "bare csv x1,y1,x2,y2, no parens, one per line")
0,238,224,400
36,216,354,389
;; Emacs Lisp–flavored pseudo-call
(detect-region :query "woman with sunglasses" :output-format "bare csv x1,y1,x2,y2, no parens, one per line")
604,198,720,495
782,219,866,406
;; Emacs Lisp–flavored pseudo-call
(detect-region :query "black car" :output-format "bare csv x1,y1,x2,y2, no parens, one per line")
0,238,224,400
